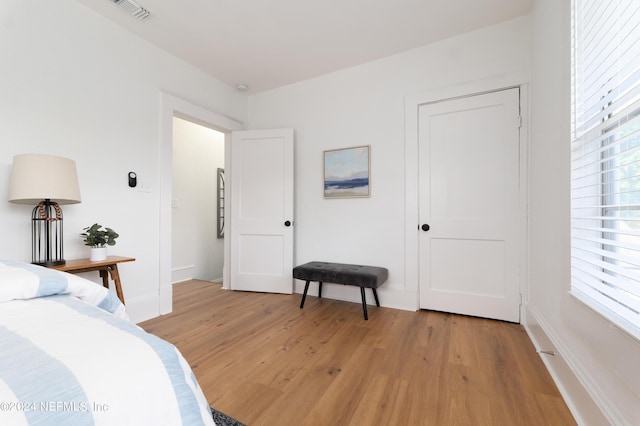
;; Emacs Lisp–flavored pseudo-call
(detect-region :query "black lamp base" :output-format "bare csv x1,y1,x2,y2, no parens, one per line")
31,200,66,267
33,259,66,267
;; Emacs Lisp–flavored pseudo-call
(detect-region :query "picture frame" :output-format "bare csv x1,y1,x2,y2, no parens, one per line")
323,145,370,198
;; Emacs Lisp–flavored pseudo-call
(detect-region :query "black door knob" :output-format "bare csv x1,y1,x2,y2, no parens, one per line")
421,224,430,232
284,220,292,227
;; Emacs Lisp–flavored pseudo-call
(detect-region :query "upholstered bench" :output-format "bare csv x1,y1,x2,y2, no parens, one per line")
293,261,388,320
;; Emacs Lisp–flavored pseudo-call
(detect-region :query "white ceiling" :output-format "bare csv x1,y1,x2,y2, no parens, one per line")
75,0,534,94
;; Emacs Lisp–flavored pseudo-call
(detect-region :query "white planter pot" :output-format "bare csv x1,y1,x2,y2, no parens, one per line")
90,247,107,261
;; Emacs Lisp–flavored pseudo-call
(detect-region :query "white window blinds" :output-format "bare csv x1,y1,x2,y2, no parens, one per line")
571,0,640,339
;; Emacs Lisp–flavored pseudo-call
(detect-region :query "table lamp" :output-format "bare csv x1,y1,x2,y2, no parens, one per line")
8,154,81,266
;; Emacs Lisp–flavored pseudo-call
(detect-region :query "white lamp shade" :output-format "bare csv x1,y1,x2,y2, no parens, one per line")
8,154,82,205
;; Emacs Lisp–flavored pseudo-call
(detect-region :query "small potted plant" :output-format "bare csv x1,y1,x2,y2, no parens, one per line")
80,223,119,261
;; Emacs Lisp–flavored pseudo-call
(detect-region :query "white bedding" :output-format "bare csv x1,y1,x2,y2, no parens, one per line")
0,259,215,425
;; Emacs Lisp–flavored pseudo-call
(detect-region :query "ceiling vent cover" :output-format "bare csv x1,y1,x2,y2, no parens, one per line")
110,0,152,21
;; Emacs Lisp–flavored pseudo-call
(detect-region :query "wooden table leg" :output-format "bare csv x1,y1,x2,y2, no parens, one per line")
99,269,110,288
107,264,125,305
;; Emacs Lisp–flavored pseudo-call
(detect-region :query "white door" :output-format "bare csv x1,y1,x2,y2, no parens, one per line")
229,128,294,293
419,88,521,322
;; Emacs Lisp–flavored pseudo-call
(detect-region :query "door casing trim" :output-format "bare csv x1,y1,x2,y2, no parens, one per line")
160,93,243,314
403,71,529,317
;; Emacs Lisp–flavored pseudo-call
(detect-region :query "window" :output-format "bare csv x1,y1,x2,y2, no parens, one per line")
571,0,640,339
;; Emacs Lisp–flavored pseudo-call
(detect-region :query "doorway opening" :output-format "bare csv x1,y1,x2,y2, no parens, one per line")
172,117,225,284
159,93,243,315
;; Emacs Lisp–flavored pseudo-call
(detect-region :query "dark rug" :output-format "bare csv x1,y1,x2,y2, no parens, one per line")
211,406,245,426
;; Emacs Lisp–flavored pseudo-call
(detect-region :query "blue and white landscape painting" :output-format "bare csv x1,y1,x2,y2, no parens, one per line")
324,146,370,198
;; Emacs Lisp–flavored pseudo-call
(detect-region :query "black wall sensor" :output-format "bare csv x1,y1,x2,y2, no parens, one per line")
128,172,137,188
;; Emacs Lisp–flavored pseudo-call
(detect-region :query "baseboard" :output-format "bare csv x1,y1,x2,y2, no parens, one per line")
125,292,160,324
523,305,609,425
172,264,194,283
159,283,173,315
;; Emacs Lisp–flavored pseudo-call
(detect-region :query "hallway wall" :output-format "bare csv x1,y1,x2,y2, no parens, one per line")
172,117,225,283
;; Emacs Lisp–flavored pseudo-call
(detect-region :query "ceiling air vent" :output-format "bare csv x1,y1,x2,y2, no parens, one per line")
109,0,152,21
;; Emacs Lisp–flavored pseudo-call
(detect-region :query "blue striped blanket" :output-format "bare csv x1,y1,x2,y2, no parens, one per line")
0,260,214,425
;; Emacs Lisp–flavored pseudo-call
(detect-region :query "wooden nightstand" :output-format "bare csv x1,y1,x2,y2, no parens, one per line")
50,256,135,304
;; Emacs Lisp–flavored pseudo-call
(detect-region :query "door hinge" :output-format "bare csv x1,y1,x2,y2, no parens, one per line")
517,115,522,128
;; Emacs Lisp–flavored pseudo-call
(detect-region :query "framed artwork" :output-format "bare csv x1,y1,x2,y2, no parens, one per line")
323,145,370,198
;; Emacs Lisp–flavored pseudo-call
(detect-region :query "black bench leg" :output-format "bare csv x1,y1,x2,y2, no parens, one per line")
360,286,369,320
300,280,310,308
372,288,380,307
318,282,322,299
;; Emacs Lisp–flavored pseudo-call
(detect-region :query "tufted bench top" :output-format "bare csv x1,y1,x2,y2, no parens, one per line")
293,261,388,288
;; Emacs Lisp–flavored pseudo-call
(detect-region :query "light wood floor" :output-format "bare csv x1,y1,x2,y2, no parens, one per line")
139,280,576,425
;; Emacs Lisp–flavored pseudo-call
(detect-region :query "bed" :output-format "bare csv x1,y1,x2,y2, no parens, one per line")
0,259,215,425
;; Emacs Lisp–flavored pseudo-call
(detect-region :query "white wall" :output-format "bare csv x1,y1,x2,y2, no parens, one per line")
247,16,531,310
527,0,639,424
0,0,246,323
172,117,225,283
